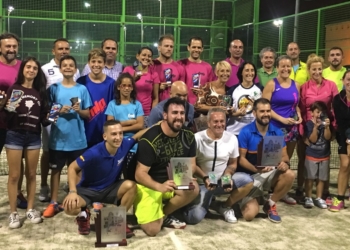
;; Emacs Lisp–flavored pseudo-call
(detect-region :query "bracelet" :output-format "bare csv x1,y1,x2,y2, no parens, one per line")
283,162,291,167
69,190,77,194
203,176,209,182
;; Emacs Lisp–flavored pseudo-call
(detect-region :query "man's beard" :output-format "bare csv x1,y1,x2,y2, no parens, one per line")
256,116,270,126
167,119,183,133
3,52,17,63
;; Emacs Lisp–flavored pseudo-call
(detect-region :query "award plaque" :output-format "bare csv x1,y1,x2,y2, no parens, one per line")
167,157,195,190
193,115,208,132
256,136,284,167
5,89,24,112
220,175,232,189
95,206,127,248
47,103,62,123
133,60,143,76
192,73,200,88
164,68,172,85
220,95,232,110
208,171,218,187
70,97,79,106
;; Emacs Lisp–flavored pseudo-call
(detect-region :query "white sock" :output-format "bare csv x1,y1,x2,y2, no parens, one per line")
79,211,87,218
268,199,276,207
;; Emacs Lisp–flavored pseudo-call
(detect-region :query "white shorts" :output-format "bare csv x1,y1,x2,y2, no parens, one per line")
41,124,51,152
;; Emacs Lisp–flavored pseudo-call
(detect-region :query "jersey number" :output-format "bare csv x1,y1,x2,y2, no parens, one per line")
48,69,54,75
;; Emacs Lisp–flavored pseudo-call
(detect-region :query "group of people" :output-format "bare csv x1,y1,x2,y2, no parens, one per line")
0,31,349,239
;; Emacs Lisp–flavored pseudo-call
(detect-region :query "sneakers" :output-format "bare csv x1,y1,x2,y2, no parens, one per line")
26,209,43,224
329,197,345,212
43,203,61,218
162,215,186,229
218,205,238,223
304,197,314,208
126,225,135,238
263,202,281,223
39,186,50,202
9,212,21,229
281,194,297,205
75,210,91,235
17,193,28,209
325,196,332,206
314,198,327,209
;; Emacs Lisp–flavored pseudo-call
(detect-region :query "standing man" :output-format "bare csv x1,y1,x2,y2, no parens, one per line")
81,38,123,80
286,42,309,85
257,47,278,87
323,46,347,92
152,34,185,102
40,38,80,202
178,37,214,104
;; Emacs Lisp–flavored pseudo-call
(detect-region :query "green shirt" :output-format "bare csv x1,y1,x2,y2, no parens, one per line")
257,67,278,87
322,66,347,92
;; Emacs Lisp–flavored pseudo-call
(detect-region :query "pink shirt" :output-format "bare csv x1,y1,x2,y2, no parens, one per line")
151,59,185,102
299,78,338,135
123,66,160,116
177,59,214,104
0,59,21,129
224,58,259,88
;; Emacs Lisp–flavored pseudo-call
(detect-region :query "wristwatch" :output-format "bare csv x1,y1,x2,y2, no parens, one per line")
69,190,77,194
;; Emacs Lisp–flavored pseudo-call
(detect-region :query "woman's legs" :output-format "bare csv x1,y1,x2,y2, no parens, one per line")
23,149,40,210
7,149,23,213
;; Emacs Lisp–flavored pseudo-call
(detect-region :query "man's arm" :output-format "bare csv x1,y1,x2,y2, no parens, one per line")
132,127,149,141
238,148,258,173
222,157,237,176
67,160,81,192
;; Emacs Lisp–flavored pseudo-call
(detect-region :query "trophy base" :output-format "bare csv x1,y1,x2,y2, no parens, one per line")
47,118,55,123
0,95,4,99
95,239,127,248
222,184,232,189
4,106,17,113
177,184,195,190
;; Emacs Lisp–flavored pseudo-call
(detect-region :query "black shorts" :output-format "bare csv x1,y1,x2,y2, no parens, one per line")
336,133,347,155
77,180,125,206
49,149,85,170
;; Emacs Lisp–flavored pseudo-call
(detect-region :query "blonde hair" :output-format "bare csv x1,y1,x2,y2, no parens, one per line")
215,61,231,75
306,55,324,70
88,48,106,63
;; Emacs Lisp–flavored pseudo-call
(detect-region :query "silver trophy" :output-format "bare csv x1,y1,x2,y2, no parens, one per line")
5,89,24,112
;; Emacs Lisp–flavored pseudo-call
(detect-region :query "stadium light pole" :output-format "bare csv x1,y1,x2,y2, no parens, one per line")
137,13,144,46
273,19,283,55
159,0,162,37
21,21,26,59
7,6,15,32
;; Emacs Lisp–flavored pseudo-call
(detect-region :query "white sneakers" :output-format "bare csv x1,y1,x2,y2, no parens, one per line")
218,205,238,223
39,186,51,202
9,212,21,229
9,209,42,229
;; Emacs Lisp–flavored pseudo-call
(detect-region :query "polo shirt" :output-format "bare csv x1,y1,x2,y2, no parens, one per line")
322,66,347,92
289,61,308,85
76,138,136,190
257,67,277,87
237,121,286,175
81,61,123,80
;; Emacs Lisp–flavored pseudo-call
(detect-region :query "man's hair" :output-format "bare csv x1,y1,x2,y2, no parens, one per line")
329,46,343,55
188,36,203,47
237,61,257,83
59,55,77,68
101,38,118,50
103,119,121,132
310,101,327,113
253,98,270,111
286,42,300,50
0,32,20,45
53,38,69,48
276,55,292,67
88,48,106,63
159,34,174,45
259,47,276,59
207,108,226,122
306,55,324,70
163,97,186,113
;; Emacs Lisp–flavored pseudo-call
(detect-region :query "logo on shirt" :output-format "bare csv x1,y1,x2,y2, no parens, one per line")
237,95,255,114
128,113,135,119
80,155,85,161
275,88,280,92
89,98,107,121
25,100,35,114
117,157,125,166
145,80,153,84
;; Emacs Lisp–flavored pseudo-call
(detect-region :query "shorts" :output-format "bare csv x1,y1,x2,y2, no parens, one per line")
5,130,41,150
0,128,6,153
336,132,347,155
134,184,174,225
304,158,329,181
77,180,125,206
41,125,51,152
280,125,299,142
49,148,85,170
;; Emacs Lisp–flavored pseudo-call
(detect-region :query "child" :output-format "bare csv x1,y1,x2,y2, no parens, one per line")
304,101,332,209
43,55,92,218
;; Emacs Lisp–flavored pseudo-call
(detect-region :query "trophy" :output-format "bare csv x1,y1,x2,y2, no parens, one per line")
193,115,208,132
164,68,172,86
220,175,232,189
47,103,62,123
5,89,24,112
320,112,328,125
95,206,127,247
256,136,284,168
133,60,143,76
208,171,218,187
167,157,195,190
192,73,201,88
289,111,299,123
70,97,79,106
221,95,233,110
0,93,4,99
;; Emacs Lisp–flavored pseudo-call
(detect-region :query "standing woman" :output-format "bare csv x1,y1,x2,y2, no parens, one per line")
123,47,159,127
330,70,350,212
262,55,302,205
0,57,49,228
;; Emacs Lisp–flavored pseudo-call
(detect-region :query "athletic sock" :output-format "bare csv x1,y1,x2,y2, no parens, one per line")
79,206,87,218
337,195,345,201
268,199,276,207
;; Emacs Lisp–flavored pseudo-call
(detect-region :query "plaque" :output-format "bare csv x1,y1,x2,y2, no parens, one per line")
193,115,208,132
70,97,79,106
256,136,284,167
167,157,195,190
47,103,62,123
95,206,127,248
133,60,143,76
5,89,24,112
208,171,218,187
164,68,172,85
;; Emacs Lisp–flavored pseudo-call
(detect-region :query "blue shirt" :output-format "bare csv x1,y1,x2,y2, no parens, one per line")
76,138,136,190
237,121,286,175
48,83,92,151
76,75,115,147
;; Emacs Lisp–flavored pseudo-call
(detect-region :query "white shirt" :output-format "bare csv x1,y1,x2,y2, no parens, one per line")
41,59,80,88
195,130,239,184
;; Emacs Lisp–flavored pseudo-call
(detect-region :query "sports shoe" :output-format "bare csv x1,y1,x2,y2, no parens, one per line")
263,202,281,223
17,193,28,209
26,209,43,224
9,212,21,229
329,197,345,212
314,198,327,209
126,225,135,238
304,197,314,208
43,202,61,218
325,196,332,206
39,186,50,202
75,210,91,235
218,205,238,223
162,216,186,229
281,194,297,205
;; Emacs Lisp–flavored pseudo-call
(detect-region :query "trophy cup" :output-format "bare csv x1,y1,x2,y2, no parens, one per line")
70,97,79,106
167,158,195,190
47,103,62,123
95,206,127,247
192,73,200,88
289,111,299,123
221,175,232,189
164,68,172,86
5,89,24,112
221,95,233,110
320,112,328,125
256,136,284,168
208,171,218,188
133,60,143,76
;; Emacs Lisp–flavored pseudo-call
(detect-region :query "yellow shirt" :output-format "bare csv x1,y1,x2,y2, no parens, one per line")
322,66,347,92
289,61,309,85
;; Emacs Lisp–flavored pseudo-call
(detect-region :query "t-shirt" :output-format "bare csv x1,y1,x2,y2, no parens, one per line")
322,67,347,93
6,84,48,133
226,83,263,135
0,60,21,129
151,59,185,102
257,67,277,87
123,66,160,116
289,61,309,85
305,120,330,159
48,83,92,151
177,59,214,104
137,124,196,183
76,138,136,191
196,130,239,184
76,74,115,147
105,100,144,152
81,61,123,80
